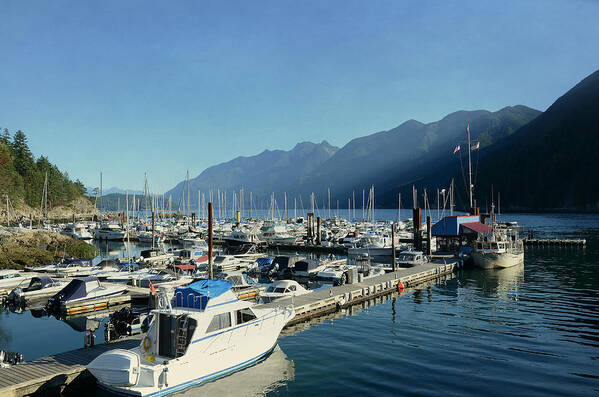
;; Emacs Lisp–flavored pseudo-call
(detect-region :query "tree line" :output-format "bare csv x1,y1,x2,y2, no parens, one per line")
0,128,87,209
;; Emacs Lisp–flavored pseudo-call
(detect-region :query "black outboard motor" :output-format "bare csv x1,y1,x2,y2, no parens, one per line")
0,350,24,366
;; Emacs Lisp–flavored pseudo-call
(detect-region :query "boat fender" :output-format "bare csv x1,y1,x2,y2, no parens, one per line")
143,336,152,352
397,281,404,293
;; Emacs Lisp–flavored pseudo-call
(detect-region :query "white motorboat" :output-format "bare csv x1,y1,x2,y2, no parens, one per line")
52,259,98,277
177,233,206,248
137,249,174,267
61,223,93,240
317,263,354,285
94,224,127,241
6,276,67,302
259,220,297,244
395,250,429,268
0,270,34,290
138,231,164,245
260,280,311,303
87,279,294,397
291,258,343,278
223,227,263,246
47,276,127,310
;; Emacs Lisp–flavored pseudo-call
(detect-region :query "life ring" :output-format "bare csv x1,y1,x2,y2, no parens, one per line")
397,281,404,293
143,336,152,352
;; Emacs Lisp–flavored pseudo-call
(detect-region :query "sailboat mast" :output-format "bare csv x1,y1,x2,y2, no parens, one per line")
467,122,473,211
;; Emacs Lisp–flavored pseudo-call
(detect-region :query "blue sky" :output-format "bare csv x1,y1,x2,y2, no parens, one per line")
2,0,599,193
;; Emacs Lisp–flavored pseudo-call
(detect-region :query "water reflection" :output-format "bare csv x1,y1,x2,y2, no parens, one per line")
173,345,294,397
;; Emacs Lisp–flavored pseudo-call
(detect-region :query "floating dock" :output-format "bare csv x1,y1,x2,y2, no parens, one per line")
0,258,460,397
0,336,142,397
524,238,586,247
257,259,460,324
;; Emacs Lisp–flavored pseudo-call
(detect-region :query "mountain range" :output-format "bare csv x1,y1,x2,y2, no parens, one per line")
164,106,540,210
160,68,599,213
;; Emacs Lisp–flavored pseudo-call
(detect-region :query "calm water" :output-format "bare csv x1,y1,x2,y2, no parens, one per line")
1,212,598,396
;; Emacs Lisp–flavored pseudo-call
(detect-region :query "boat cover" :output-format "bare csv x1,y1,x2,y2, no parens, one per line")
294,259,319,272
174,279,233,309
52,276,99,302
256,257,274,268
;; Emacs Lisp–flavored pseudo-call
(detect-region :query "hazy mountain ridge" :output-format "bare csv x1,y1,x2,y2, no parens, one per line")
164,105,540,211
165,141,339,205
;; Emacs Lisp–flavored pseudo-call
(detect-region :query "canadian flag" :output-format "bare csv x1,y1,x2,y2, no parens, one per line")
467,121,470,136
453,144,461,154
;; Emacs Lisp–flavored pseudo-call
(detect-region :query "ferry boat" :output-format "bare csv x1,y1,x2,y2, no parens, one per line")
87,279,294,397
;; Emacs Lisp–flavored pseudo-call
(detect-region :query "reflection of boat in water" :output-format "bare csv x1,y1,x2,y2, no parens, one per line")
176,345,294,397
469,263,524,299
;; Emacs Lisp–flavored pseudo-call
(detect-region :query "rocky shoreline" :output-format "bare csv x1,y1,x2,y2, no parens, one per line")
0,228,98,269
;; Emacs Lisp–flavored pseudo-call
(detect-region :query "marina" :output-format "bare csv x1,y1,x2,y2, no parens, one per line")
0,257,459,397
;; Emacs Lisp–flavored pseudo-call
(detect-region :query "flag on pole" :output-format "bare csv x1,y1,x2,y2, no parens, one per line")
149,280,157,296
453,144,461,154
467,122,470,136
471,141,480,150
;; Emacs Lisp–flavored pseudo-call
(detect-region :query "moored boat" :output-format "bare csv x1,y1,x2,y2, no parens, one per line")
87,279,294,396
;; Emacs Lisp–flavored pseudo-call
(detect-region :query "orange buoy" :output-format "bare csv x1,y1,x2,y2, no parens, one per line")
397,281,404,293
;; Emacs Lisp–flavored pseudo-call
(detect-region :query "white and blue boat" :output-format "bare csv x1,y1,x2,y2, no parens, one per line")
87,279,294,396
46,276,127,310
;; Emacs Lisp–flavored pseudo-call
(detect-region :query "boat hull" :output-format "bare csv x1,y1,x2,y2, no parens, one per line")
93,308,293,397
472,251,524,269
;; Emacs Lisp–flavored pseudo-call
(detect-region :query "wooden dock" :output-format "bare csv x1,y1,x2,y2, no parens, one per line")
524,238,586,247
0,336,142,397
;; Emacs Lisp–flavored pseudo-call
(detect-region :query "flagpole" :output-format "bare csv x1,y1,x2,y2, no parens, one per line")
467,122,473,212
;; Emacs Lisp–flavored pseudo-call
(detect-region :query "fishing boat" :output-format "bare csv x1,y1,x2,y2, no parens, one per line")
87,279,294,397
46,276,127,310
260,280,311,303
471,229,524,269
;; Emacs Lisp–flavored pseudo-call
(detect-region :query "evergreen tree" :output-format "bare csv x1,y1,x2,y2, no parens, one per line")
12,130,34,176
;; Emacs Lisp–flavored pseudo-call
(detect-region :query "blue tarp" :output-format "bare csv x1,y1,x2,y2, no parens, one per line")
175,279,234,309
256,257,274,268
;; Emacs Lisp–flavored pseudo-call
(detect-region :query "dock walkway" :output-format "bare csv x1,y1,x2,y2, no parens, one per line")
257,259,460,324
0,336,142,397
524,238,586,247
